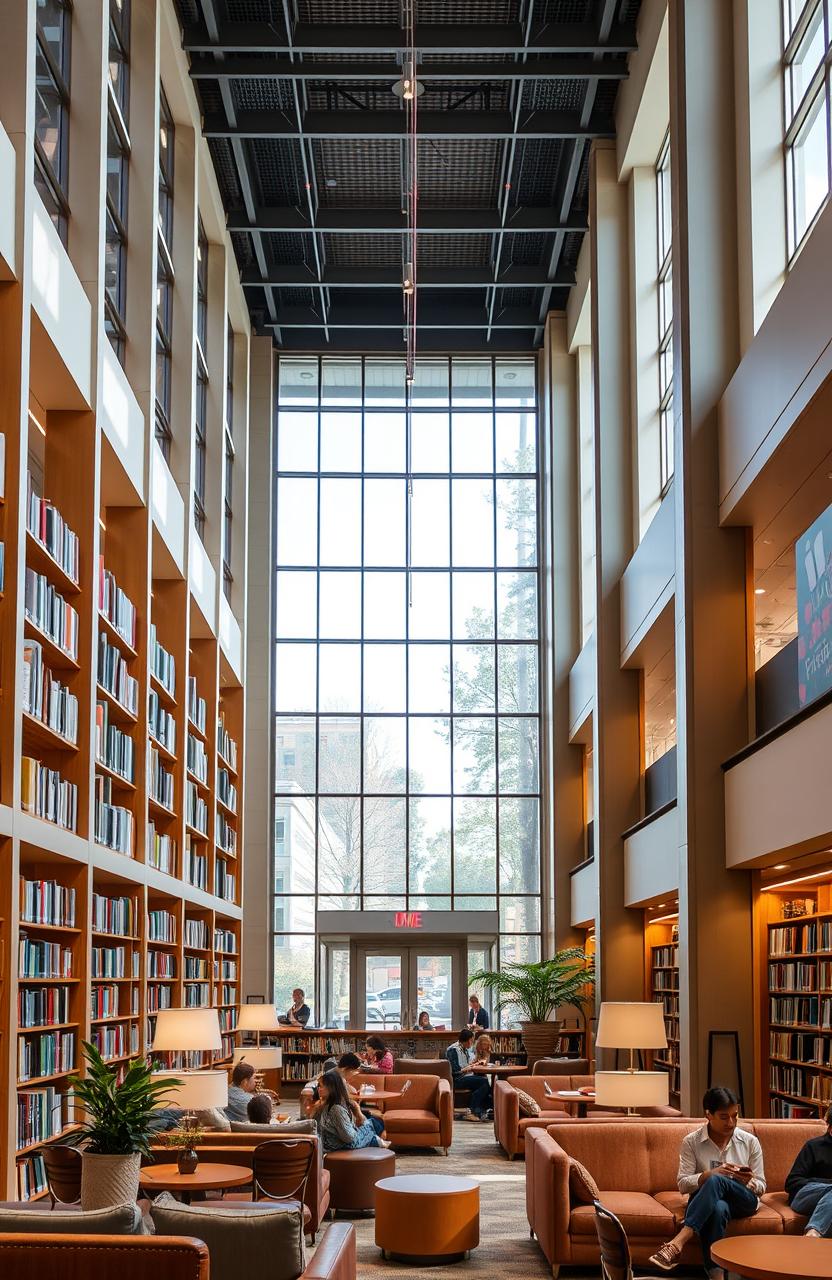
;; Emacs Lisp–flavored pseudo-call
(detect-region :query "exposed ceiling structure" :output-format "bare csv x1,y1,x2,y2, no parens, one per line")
173,0,641,351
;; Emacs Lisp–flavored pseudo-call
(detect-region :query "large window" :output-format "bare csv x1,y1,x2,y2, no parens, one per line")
104,0,130,361
223,321,235,598
783,0,832,258
155,90,175,459
656,132,674,493
273,356,542,1016
34,0,72,244
194,219,208,540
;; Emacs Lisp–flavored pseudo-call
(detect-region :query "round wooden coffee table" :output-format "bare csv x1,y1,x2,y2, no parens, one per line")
711,1235,832,1279
469,1063,525,1088
359,1090,404,1109
140,1162,251,1204
375,1174,479,1262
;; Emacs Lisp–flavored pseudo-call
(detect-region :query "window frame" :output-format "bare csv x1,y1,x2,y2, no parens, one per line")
782,0,832,261
154,87,175,460
104,10,131,364
223,321,235,597
193,218,209,540
655,131,674,496
34,0,73,244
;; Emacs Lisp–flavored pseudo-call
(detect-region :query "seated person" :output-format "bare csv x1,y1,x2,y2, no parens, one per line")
649,1086,765,1279
278,988,311,1027
338,1052,384,1136
473,1033,492,1064
359,1034,393,1074
467,994,489,1029
247,1093,276,1124
414,1010,434,1031
225,1061,258,1121
785,1101,832,1237
312,1069,391,1153
446,1027,491,1121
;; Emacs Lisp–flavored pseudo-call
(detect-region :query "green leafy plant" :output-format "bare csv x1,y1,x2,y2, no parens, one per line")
470,948,595,1025
163,1121,205,1151
70,1041,180,1157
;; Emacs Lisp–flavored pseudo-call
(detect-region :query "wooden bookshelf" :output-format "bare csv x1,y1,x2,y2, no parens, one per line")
645,916,680,1108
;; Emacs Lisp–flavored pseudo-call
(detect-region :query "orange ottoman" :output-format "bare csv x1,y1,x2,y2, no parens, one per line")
324,1147,396,1213
374,1174,480,1262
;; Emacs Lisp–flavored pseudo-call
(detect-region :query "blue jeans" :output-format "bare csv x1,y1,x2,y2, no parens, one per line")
684,1174,759,1266
455,1072,491,1115
351,1119,383,1148
791,1181,832,1236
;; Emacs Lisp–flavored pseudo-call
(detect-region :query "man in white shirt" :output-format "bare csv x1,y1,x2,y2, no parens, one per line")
649,1087,765,1279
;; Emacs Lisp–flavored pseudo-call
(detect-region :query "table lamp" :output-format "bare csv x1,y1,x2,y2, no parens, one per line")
231,1045,283,1070
594,1001,670,1117
236,1002,281,1047
594,1069,669,1115
151,1008,229,1173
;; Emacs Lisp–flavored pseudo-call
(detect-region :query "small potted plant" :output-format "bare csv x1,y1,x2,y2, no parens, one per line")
470,949,595,1065
164,1120,206,1175
70,1041,180,1210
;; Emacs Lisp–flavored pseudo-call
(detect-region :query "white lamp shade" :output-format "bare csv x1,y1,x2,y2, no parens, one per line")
232,1046,283,1070
154,1069,228,1111
152,1007,223,1052
594,1070,670,1109
236,1004,281,1033
595,1001,668,1050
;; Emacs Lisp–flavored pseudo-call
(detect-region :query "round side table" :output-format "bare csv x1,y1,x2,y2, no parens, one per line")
375,1174,479,1262
139,1162,251,1205
710,1235,832,1280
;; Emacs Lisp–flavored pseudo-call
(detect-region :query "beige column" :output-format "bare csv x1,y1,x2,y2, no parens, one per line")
670,0,754,1111
541,317,584,954
242,335,275,1001
589,142,644,1037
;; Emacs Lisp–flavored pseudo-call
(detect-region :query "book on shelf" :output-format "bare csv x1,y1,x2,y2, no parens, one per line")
91,1022,138,1061
20,878,76,927
94,776,134,855
217,714,237,771
148,746,175,810
21,757,78,831
217,768,237,813
183,838,207,890
16,1152,47,1200
95,701,135,781
91,983,126,1020
98,634,139,714
147,951,176,979
147,824,176,873
185,780,208,834
216,983,237,1004
24,568,79,659
147,985,174,1013
187,731,208,783
16,1086,77,1151
147,908,177,943
150,624,175,696
18,1029,76,1081
184,983,210,1007
213,928,237,954
216,959,237,981
184,956,209,979
215,811,237,855
218,1009,238,1034
23,639,79,742
91,945,130,980
214,860,236,902
91,892,138,937
184,918,210,949
98,558,137,648
26,473,80,584
19,935,73,980
149,690,176,754
187,675,206,733
18,985,71,1028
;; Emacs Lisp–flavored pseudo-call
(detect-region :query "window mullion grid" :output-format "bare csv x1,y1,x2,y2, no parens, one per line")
448,400,455,908
314,357,322,919
491,356,500,924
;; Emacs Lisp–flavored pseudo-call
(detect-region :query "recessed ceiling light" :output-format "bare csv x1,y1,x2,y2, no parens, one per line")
299,370,314,380
325,178,337,188
773,863,789,870
657,903,667,908
503,372,517,381
762,538,773,545
755,588,766,595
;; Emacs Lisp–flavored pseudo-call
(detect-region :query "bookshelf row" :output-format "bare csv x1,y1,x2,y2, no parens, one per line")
647,921,681,1106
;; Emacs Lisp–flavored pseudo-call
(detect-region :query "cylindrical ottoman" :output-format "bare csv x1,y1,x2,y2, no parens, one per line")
375,1174,480,1262
324,1147,396,1214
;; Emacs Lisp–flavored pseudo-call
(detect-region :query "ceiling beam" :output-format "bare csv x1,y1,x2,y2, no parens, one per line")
274,328,543,352
226,207,587,235
187,53,629,82
202,109,615,141
261,302,557,329
182,21,638,55
241,265,575,288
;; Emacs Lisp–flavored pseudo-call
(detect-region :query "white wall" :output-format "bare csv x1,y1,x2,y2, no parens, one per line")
624,805,679,905
571,860,597,928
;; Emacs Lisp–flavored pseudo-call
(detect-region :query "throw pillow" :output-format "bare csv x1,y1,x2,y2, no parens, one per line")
514,1088,541,1117
194,1106,232,1132
230,1118,315,1135
568,1158,601,1204
0,1201,143,1235
150,1192,305,1280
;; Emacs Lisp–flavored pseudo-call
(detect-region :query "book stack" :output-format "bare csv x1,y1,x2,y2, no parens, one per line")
98,634,139,714
22,640,79,742
18,985,71,1028
217,768,237,813
187,732,208,783
186,781,207,834
148,908,177,943
148,746,174,810
94,776,134,854
19,936,72,979
95,701,135,781
187,676,206,733
98,558,137,647
24,569,79,659
216,811,237,855
20,878,76,926
214,860,236,902
26,475,80,583
148,690,176,754
183,838,207,889
91,892,137,936
217,714,238,770
146,823,176,873
184,918,209,949
150,624,175,696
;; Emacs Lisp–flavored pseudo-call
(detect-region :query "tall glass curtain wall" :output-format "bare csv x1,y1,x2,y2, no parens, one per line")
273,356,542,1023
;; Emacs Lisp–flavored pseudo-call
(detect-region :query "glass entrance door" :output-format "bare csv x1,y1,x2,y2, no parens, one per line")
354,943,466,1030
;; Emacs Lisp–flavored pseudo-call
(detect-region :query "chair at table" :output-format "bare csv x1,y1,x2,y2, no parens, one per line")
252,1138,318,1240
593,1202,651,1280
41,1145,82,1207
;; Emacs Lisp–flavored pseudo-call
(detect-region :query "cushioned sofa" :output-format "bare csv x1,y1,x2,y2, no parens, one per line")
493,1075,679,1158
357,1073,453,1154
525,1117,827,1274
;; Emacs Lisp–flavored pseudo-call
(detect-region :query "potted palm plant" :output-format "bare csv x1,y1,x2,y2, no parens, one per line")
470,948,595,1065
71,1041,180,1209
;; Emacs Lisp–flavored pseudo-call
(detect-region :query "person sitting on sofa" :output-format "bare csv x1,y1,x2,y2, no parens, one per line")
337,1051,385,1136
225,1060,259,1121
313,1068,391,1153
247,1092,275,1123
359,1035,394,1073
474,1033,492,1063
784,1101,832,1236
446,1027,491,1121
648,1086,766,1279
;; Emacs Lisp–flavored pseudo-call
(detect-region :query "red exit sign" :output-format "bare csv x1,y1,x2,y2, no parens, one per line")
394,911,423,929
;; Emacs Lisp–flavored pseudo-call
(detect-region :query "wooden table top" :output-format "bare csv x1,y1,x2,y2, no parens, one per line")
358,1089,404,1105
140,1162,252,1191
711,1236,832,1279
469,1063,524,1076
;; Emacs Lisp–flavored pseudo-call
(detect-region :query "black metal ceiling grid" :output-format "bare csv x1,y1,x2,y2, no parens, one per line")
178,0,641,350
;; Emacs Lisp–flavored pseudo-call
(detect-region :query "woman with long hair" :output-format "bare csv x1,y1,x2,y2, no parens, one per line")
413,1010,434,1031
314,1069,391,1153
360,1034,394,1074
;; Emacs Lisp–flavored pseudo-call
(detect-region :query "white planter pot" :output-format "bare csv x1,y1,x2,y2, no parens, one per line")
80,1152,141,1210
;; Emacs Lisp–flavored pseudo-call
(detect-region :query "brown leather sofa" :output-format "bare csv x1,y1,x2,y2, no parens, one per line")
531,1058,589,1076
525,1117,827,1274
359,1073,453,1154
392,1058,453,1084
0,1221,356,1280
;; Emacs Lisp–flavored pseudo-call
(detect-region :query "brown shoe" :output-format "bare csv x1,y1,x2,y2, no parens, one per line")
648,1242,682,1272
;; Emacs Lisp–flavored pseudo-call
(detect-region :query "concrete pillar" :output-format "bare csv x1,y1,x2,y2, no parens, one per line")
243,336,275,1002
589,142,644,1038
541,317,584,954
670,0,754,1111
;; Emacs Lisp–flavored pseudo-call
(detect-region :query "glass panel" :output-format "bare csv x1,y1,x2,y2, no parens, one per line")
499,797,540,892
411,359,449,405
323,945,350,1029
320,571,362,639
278,411,318,470
364,717,406,792
500,934,540,965
495,359,536,406
453,643,495,713
409,797,452,892
273,896,315,933
452,412,494,473
410,895,452,910
363,644,406,712
416,955,453,1025
274,797,316,892
275,719,316,794
787,3,825,123
453,718,496,793
275,644,316,712
364,572,406,638
411,413,450,472
498,718,539,793
452,479,494,566
320,478,361,565
277,478,318,565
321,358,362,405
790,91,830,248
452,358,492,406
468,945,492,993
453,572,495,639
496,479,537,566
495,412,536,473
411,481,450,565
318,717,360,792
364,895,407,911
320,411,361,471
409,717,451,793
364,479,406,566
497,644,539,713
365,955,403,1029
319,644,360,712
363,798,407,889
409,572,450,640
364,412,406,471
364,359,406,405
318,796,361,893
499,897,541,933
408,644,451,713
318,894,360,911
34,44,64,172
279,358,319,405
275,571,317,638
455,895,496,909
454,797,497,892
274,936,316,1021
497,572,538,639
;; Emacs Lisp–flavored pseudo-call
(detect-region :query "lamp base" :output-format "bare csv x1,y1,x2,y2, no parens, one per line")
177,1148,199,1175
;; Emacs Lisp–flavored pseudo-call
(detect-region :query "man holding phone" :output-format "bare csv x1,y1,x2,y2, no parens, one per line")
649,1087,766,1278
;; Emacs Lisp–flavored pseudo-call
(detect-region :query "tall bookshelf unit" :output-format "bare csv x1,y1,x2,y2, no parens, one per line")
645,916,680,1108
